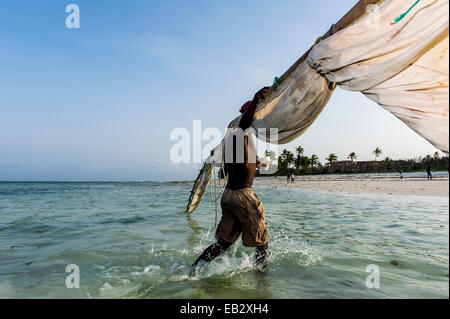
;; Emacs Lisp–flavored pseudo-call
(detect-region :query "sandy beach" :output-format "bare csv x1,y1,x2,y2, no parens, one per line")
251,173,449,197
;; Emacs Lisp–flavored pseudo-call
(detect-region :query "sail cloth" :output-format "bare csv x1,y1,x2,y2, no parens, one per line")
186,0,449,213
308,0,449,153
185,162,213,213
184,62,335,213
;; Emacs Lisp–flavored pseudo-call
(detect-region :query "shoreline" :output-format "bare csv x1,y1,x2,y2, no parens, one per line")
204,172,450,197
2,173,448,197
175,171,449,197
251,175,449,197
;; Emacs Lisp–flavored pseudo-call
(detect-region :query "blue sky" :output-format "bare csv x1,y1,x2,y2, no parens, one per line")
0,0,442,181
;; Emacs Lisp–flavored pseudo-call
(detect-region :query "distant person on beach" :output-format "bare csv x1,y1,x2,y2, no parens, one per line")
192,87,270,272
399,169,403,180
291,173,295,184
427,165,432,180
287,172,291,184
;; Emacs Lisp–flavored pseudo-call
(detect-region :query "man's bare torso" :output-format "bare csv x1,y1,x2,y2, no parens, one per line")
225,132,257,190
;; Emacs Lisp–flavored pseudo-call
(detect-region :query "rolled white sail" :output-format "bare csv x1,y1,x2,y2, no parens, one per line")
186,0,449,213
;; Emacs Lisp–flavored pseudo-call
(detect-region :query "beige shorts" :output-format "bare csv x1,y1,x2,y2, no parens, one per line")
215,188,268,248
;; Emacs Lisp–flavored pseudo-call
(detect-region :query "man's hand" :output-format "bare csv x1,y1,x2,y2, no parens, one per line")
239,86,270,130
252,86,270,105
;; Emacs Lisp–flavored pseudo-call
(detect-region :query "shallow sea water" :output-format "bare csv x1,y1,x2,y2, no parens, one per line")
0,178,448,298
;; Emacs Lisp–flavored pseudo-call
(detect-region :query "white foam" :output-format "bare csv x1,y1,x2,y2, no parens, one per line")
100,282,113,291
144,265,160,273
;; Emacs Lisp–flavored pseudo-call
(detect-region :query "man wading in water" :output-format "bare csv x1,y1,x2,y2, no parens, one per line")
192,87,270,271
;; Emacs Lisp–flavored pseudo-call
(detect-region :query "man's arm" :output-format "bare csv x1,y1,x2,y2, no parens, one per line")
239,87,270,130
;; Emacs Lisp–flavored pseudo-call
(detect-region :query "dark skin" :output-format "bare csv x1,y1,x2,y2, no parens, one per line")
225,87,269,190
192,87,270,271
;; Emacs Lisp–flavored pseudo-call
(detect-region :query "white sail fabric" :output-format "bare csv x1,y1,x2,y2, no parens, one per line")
251,62,335,144
186,0,449,213
186,62,336,212
185,162,213,213
308,0,449,153
204,60,335,165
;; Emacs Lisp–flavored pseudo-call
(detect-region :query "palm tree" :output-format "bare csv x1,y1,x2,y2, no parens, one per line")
294,146,305,171
373,147,382,161
278,156,286,171
310,154,320,167
300,156,310,169
294,155,302,171
384,156,392,162
348,152,357,162
433,151,440,160
278,149,289,171
326,153,338,165
279,149,295,170
285,151,295,168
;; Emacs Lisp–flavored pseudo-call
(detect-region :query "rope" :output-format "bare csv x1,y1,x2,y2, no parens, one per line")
393,0,421,24
213,165,217,228
273,76,281,92
209,144,229,229
217,164,228,193
209,164,227,229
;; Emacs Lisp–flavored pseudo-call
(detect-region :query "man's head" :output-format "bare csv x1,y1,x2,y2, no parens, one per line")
239,100,252,114
239,87,270,114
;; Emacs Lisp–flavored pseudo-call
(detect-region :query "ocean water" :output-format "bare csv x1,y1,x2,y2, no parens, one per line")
0,178,448,299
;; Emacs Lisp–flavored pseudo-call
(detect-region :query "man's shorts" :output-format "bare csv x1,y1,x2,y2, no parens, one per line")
215,188,268,248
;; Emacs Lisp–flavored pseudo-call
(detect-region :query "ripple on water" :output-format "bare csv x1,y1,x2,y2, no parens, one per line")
0,182,448,298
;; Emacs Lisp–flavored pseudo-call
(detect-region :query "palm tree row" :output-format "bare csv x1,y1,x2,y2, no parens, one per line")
328,147,383,165
272,146,447,175
277,147,321,171
278,146,387,168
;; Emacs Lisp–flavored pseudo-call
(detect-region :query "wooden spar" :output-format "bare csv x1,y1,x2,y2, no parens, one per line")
272,0,382,87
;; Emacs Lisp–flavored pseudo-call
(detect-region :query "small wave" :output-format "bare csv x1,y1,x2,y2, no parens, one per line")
268,232,324,268
131,265,161,276
165,230,324,283
99,282,113,292
100,216,146,225
1,222,59,235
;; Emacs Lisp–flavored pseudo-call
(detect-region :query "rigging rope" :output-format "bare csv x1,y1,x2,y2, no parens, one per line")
393,0,421,23
209,164,228,229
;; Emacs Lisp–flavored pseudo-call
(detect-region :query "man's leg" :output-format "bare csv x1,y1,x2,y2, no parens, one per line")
191,238,232,268
255,244,268,269
236,190,269,270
